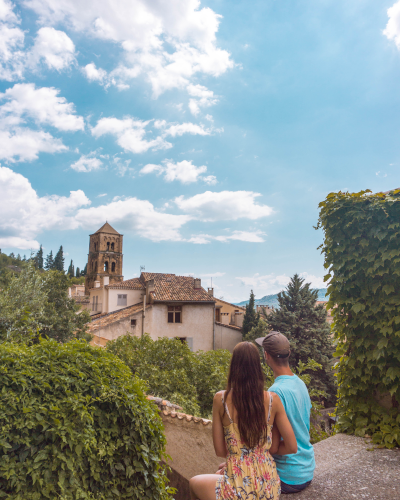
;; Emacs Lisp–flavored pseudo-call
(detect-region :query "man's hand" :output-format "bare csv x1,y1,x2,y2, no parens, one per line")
215,462,227,475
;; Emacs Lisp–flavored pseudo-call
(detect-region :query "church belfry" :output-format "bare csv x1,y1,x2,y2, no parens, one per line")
85,222,123,294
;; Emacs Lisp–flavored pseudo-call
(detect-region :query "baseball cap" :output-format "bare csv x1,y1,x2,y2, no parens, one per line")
255,331,290,358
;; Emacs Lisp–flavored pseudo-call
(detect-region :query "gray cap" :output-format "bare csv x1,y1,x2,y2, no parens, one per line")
255,331,290,358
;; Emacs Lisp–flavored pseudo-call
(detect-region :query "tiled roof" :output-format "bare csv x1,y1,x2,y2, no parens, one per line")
142,273,215,303
147,396,212,426
106,277,144,290
214,297,246,310
94,222,120,235
88,302,147,332
215,321,242,331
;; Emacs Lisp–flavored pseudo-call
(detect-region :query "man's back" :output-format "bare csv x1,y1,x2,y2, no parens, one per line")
269,374,315,485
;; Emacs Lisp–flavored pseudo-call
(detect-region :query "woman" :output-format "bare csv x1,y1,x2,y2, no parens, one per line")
189,342,297,500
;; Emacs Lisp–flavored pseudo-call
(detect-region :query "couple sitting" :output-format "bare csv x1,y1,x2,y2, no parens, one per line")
190,332,315,500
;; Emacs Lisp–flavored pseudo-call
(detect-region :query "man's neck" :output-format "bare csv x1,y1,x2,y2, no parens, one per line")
273,366,294,378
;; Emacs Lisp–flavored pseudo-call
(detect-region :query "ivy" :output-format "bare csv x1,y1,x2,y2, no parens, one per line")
0,339,173,499
317,189,400,448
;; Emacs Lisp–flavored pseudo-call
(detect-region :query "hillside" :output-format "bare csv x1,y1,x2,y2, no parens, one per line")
236,288,328,308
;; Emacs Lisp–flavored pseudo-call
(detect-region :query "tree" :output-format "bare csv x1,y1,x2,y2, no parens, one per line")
67,259,74,278
242,289,260,337
244,317,269,344
54,246,64,272
81,263,87,276
75,266,80,277
34,245,44,269
0,263,91,344
44,250,54,270
267,274,335,402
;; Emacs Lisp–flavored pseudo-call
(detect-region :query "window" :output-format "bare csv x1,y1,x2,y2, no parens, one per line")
111,262,116,272
117,294,127,306
130,319,137,327
175,337,193,351
94,243,97,251
104,261,108,272
111,242,115,251
107,242,110,250
168,305,182,323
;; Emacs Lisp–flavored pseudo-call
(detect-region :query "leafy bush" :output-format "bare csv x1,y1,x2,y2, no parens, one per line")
106,335,232,418
0,339,172,500
318,189,400,448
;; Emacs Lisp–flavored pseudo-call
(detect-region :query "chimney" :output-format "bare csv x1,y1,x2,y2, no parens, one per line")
194,278,201,289
94,280,100,288
146,278,155,301
207,287,214,297
103,276,109,286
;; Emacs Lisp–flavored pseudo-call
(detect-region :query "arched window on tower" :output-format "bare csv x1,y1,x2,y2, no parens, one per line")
111,242,114,251
107,242,110,251
111,262,116,272
104,261,109,272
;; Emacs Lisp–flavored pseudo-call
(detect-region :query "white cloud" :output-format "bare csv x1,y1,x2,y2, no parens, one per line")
163,121,214,137
235,272,326,296
91,117,171,154
23,0,234,97
75,198,191,242
30,27,76,71
71,153,103,172
0,166,90,248
384,1,400,48
140,159,215,184
0,128,66,162
187,83,218,116
188,230,265,244
174,191,274,221
0,83,84,131
0,0,24,81
83,62,107,83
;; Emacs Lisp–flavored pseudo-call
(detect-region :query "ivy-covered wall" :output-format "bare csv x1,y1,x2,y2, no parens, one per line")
318,189,400,448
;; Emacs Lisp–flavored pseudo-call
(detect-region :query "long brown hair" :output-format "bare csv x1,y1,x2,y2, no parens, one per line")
225,342,268,448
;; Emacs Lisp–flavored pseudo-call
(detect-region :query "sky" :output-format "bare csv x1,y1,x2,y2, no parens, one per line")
1,0,400,303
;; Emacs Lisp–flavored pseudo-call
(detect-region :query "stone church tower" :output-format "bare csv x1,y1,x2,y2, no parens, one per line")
85,222,123,294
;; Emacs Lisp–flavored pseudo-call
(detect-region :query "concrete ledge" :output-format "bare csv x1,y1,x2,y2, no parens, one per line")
291,434,400,500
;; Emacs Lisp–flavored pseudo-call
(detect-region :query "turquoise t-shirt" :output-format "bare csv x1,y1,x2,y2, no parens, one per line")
269,374,315,485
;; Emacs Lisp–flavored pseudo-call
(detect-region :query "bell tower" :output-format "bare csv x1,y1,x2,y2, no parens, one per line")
85,222,124,294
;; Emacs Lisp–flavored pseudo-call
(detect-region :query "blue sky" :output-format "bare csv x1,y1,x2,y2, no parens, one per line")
1,0,400,302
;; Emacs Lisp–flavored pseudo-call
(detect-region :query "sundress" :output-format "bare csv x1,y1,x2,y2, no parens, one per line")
215,391,281,500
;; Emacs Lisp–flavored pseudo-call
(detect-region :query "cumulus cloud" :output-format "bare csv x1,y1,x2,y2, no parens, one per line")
71,153,103,172
30,27,76,71
235,272,326,296
188,230,265,244
140,159,216,184
384,1,400,48
23,0,234,97
0,83,84,161
0,165,90,248
174,191,274,221
187,84,218,116
0,0,24,80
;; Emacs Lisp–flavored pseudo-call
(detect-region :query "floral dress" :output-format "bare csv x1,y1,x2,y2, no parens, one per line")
215,392,281,500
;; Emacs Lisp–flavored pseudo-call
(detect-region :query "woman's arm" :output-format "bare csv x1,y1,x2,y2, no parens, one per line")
269,424,281,455
271,393,297,455
212,392,228,458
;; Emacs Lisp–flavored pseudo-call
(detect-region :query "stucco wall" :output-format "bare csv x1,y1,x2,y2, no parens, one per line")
91,309,144,344
107,289,143,313
150,303,214,352
214,323,242,352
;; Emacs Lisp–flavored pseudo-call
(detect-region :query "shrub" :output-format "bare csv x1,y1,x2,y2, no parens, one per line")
318,189,400,448
0,339,172,500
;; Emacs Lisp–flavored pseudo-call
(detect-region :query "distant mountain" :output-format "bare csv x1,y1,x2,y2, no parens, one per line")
235,288,328,308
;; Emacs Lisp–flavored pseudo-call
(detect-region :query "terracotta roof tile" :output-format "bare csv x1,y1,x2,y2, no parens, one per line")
148,395,212,425
215,321,242,331
106,277,144,290
88,302,147,332
142,273,215,303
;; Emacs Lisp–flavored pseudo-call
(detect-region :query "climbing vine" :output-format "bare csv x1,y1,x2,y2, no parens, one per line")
317,189,400,448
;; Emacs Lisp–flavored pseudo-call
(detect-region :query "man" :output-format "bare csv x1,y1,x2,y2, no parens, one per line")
256,331,315,494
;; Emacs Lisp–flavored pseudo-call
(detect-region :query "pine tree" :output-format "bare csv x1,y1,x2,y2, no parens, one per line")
54,246,65,272
81,264,87,277
44,251,54,270
242,290,260,337
268,274,335,402
67,259,74,278
75,267,80,278
34,245,44,269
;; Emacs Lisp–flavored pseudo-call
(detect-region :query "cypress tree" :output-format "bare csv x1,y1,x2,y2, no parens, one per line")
54,246,65,272
67,259,74,278
268,274,335,402
242,290,260,337
34,245,44,269
81,264,87,277
75,267,80,278
44,251,54,270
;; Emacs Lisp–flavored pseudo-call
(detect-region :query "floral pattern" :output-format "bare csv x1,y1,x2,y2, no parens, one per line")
215,396,280,500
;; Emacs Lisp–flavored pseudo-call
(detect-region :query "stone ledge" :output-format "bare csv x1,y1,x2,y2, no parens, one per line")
290,434,400,500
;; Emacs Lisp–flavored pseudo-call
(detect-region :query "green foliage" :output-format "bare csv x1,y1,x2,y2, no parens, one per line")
44,251,54,271
244,318,269,344
0,263,90,343
106,335,232,418
242,290,260,337
54,246,65,272
33,245,44,270
68,259,75,278
68,276,86,286
317,189,400,448
0,339,172,500
267,274,336,404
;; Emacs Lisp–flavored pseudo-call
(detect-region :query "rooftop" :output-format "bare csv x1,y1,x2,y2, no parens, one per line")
88,302,147,332
92,222,121,235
